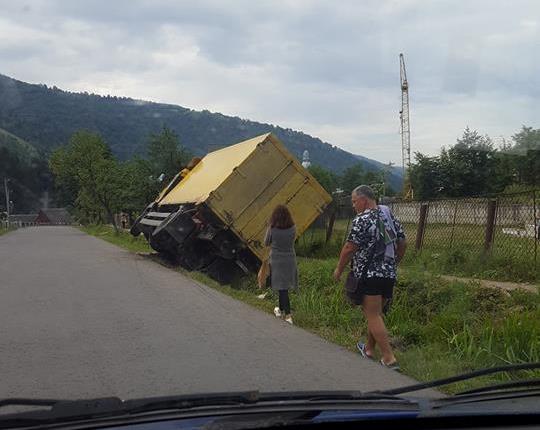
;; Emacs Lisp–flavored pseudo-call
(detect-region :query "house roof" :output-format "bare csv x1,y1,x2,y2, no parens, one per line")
38,208,72,224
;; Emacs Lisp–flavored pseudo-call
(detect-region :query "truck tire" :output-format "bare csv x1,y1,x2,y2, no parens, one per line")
148,235,176,262
205,258,244,285
176,241,215,271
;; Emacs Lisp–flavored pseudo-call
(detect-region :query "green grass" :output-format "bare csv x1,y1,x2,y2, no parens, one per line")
83,224,540,394
289,261,540,393
299,221,540,283
80,225,152,253
0,225,15,236
403,249,540,284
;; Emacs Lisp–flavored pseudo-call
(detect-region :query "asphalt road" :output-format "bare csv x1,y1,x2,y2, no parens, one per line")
0,227,433,400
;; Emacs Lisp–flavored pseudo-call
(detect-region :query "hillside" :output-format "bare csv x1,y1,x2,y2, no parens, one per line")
0,127,49,213
0,127,39,161
0,73,403,190
355,154,403,182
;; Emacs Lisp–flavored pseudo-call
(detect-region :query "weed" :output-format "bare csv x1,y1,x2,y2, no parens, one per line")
471,286,509,315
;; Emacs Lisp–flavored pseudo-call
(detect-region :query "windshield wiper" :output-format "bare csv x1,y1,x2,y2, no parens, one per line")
457,378,540,396
0,392,257,424
257,390,410,403
124,391,259,413
0,390,415,428
0,399,65,408
125,390,413,414
0,397,125,429
372,362,540,396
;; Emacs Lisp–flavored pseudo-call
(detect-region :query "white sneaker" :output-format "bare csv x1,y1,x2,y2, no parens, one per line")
273,307,282,318
257,292,268,300
285,316,293,325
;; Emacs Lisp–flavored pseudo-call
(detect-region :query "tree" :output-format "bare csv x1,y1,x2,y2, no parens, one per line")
50,131,125,230
439,127,499,197
511,126,540,186
408,127,517,200
147,126,191,182
340,163,366,195
308,165,338,194
492,151,518,193
120,157,162,214
409,153,443,200
0,137,50,212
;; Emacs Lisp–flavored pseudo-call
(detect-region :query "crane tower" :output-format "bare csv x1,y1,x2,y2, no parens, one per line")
399,53,413,199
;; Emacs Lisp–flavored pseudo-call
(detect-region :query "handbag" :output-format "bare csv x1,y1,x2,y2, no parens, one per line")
257,258,270,289
344,270,362,292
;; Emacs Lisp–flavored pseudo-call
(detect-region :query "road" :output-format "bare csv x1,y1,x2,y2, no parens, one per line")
1,227,432,399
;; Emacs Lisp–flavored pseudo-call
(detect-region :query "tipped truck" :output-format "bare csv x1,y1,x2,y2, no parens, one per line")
131,133,332,284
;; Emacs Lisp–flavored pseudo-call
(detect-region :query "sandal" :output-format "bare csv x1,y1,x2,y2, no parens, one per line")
380,359,400,372
356,341,374,359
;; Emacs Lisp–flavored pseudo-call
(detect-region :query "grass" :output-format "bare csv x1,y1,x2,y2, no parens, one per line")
299,221,540,283
0,225,15,236
405,222,540,283
83,224,540,394
80,225,152,253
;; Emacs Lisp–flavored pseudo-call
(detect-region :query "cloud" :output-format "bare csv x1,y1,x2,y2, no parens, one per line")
0,0,539,163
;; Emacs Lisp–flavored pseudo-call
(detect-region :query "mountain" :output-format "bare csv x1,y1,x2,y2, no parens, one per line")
0,73,403,190
0,126,39,161
0,127,49,213
354,154,404,183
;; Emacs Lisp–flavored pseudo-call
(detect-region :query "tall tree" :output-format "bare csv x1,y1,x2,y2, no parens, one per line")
50,131,125,230
511,126,540,186
120,157,162,214
340,163,366,195
409,127,517,200
147,126,191,182
439,127,499,197
308,165,338,194
409,153,443,200
0,143,50,213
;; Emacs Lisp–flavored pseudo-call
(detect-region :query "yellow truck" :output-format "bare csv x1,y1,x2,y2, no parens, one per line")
131,133,332,283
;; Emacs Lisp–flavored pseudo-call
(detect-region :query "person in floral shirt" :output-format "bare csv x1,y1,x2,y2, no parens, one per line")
333,185,407,370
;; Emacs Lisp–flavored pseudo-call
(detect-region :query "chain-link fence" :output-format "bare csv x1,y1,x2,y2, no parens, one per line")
298,190,540,279
295,199,355,258
388,191,539,262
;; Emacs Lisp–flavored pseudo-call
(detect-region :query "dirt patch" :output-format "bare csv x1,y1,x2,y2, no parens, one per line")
441,275,538,294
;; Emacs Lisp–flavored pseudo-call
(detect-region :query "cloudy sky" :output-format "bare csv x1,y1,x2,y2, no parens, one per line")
1,0,539,164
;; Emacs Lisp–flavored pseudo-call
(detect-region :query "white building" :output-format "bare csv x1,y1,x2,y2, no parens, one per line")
301,150,311,168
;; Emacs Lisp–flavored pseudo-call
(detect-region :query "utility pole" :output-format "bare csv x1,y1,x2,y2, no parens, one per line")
3,177,10,219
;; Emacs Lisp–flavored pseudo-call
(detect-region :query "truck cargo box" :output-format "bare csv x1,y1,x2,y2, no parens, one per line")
131,133,332,283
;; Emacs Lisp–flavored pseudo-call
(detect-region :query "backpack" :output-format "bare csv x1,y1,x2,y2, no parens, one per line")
373,205,398,261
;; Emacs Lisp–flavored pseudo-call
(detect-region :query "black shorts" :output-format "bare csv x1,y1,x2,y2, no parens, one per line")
345,276,395,306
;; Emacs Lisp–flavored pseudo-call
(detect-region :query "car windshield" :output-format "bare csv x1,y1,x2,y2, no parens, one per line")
0,0,539,414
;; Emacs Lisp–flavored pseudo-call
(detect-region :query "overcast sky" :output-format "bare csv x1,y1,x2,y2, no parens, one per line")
1,0,539,164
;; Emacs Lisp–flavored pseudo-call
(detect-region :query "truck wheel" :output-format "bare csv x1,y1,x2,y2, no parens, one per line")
149,235,176,262
130,223,141,237
205,258,244,285
177,241,215,271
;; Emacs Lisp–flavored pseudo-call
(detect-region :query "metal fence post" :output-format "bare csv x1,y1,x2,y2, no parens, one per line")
449,200,458,249
325,205,337,243
415,203,429,251
484,199,497,252
534,190,538,265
